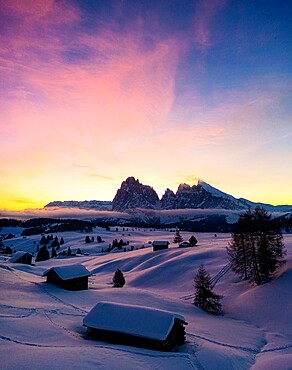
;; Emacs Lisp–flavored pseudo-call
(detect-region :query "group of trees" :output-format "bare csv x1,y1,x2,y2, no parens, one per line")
193,207,286,315
85,235,104,244
227,207,286,285
173,229,198,246
111,238,129,249
35,245,50,262
40,235,64,249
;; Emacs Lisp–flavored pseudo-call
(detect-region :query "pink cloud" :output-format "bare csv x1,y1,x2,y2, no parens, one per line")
193,0,227,50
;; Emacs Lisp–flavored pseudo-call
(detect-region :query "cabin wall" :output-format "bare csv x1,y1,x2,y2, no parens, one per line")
87,328,165,351
164,320,186,350
46,271,88,290
153,245,168,251
86,320,186,351
13,254,32,265
61,277,88,290
19,254,32,265
46,270,62,285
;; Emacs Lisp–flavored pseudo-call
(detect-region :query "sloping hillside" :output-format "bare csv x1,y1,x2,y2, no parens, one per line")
1,229,291,369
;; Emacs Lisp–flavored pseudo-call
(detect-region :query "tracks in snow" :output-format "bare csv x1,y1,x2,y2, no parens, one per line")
180,263,232,301
186,332,292,354
0,334,196,369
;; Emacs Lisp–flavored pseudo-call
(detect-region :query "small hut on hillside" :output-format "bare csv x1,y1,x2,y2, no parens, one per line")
42,264,91,290
179,241,191,248
152,241,169,251
9,251,32,265
83,301,187,351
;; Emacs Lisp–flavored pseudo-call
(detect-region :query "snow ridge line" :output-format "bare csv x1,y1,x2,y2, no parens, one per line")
180,263,232,301
187,333,292,354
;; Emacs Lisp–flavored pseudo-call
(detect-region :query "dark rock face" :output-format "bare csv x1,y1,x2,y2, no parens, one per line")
160,188,176,209
113,178,247,211
112,177,160,211
161,182,246,210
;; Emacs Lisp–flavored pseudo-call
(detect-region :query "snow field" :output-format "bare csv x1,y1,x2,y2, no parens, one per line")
1,228,292,369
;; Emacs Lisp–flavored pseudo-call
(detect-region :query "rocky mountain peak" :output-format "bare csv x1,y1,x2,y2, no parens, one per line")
112,177,160,211
177,183,192,193
160,188,176,209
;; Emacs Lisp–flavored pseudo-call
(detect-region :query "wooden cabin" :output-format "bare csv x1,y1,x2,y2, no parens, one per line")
83,301,187,351
152,241,169,251
9,251,32,265
42,264,91,290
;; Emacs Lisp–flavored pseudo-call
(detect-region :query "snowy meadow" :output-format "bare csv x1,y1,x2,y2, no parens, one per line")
1,227,292,370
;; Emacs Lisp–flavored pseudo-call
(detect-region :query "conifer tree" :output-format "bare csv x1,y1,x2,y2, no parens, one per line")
60,237,64,245
193,265,222,315
85,236,91,243
35,245,50,262
227,207,286,284
173,229,183,243
5,246,12,254
51,247,57,258
67,246,71,256
112,269,125,287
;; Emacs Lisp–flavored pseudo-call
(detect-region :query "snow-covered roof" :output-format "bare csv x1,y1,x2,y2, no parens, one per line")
152,241,169,246
179,242,191,247
42,264,91,280
83,301,187,341
9,251,32,263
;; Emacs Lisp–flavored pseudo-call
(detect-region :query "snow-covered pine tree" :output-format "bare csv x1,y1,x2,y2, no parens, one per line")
173,229,183,243
193,265,222,315
35,245,50,262
112,269,125,288
51,247,57,258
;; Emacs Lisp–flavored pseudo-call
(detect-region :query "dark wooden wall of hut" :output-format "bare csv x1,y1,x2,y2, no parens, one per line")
46,270,88,290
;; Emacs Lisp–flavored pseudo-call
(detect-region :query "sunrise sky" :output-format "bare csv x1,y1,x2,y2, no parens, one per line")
1,0,291,210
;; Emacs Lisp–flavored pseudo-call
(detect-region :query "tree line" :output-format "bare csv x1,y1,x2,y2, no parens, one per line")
194,207,286,315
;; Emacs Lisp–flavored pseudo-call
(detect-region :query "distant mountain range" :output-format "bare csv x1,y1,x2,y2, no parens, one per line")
45,176,292,213
44,200,112,210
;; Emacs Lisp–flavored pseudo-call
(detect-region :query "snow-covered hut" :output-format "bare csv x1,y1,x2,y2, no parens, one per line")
83,301,187,351
152,241,169,251
42,264,91,290
9,251,32,265
179,241,191,248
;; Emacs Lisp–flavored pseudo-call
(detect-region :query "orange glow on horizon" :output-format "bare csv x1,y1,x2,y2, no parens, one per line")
0,0,291,212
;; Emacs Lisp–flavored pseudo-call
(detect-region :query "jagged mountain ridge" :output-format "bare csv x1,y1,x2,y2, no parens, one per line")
112,177,248,211
44,176,292,213
160,181,246,210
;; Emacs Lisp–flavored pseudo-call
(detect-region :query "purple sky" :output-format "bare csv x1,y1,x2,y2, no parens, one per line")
0,0,291,209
